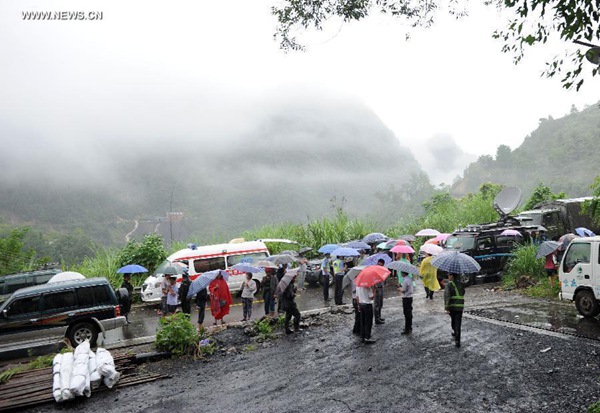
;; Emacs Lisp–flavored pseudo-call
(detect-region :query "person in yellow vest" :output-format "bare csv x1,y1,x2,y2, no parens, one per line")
420,252,441,300
333,257,346,305
444,273,465,348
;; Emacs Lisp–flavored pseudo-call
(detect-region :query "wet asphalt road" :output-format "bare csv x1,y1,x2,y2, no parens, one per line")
27,284,600,413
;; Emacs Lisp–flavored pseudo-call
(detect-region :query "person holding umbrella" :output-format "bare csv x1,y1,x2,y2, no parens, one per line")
277,271,301,334
374,259,386,325
195,287,208,332
120,274,133,324
444,273,465,347
321,253,332,302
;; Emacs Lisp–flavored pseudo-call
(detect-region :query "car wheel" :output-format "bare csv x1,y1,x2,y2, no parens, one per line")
68,322,99,347
575,290,600,318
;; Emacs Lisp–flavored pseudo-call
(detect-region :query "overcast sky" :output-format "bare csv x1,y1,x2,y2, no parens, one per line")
1,0,598,185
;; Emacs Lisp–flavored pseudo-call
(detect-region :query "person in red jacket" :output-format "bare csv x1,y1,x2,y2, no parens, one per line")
209,273,233,326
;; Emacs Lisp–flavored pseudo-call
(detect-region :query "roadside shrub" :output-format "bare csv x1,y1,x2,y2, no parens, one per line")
116,234,167,275
155,313,198,357
588,400,600,413
253,318,275,340
502,244,545,289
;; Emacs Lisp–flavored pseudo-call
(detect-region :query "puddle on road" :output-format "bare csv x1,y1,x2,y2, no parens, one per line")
469,301,600,340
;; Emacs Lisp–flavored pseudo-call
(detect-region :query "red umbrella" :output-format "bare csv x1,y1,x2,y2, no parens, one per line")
354,265,390,287
394,239,409,246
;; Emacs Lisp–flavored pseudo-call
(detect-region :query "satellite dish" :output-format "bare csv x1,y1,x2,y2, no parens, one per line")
586,47,600,65
494,187,522,218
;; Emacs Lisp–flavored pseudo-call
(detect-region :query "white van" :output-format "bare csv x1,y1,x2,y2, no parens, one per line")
558,236,600,318
140,240,270,303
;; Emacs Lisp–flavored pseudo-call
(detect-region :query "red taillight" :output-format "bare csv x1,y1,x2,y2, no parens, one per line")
115,305,121,317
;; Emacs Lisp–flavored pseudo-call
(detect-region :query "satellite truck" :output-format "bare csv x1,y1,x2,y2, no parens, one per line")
443,187,539,286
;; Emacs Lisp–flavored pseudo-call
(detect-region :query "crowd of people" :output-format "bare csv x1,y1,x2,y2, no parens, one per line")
121,240,465,347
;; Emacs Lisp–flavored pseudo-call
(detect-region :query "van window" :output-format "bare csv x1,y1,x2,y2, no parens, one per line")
5,276,31,294
7,296,40,317
44,290,77,312
227,252,268,267
194,257,226,273
563,242,591,273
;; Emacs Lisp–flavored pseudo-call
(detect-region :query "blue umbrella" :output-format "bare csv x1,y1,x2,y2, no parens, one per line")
575,227,596,237
430,251,481,274
330,247,360,258
344,240,370,250
318,244,341,254
230,263,262,273
187,270,229,299
117,264,148,274
361,253,392,266
362,233,388,244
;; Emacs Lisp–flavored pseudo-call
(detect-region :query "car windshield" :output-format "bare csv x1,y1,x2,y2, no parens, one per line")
445,235,476,252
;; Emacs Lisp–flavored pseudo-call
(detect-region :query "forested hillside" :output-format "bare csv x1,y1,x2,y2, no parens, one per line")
0,96,432,247
452,103,600,197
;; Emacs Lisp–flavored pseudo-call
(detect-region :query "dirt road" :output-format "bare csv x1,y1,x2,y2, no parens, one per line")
29,286,600,412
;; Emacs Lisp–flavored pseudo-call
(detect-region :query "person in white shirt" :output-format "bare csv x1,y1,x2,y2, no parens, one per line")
240,272,257,322
357,285,376,344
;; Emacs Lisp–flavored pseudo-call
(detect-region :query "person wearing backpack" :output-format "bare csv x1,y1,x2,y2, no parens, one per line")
444,273,465,348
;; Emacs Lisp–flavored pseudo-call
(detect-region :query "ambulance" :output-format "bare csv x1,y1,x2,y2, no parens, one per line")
141,240,270,303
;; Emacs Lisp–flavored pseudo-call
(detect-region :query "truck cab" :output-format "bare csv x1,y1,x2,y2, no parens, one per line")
559,236,600,318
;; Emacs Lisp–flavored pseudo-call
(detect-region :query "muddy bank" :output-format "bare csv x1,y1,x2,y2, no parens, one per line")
28,286,600,412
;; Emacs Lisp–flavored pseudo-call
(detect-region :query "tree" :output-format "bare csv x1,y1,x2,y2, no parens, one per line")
0,227,35,275
522,181,567,210
272,0,600,89
116,234,167,274
495,144,512,165
582,176,600,225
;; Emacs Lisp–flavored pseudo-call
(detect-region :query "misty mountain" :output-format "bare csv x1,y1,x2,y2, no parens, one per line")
0,95,429,245
452,103,600,198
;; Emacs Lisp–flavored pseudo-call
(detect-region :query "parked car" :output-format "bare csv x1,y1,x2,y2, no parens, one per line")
0,277,128,347
444,224,532,286
0,269,61,304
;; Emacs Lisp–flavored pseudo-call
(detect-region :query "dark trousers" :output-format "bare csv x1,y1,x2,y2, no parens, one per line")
352,298,361,335
263,291,275,315
322,272,330,301
334,273,344,305
359,303,374,339
424,287,434,299
181,299,191,315
196,296,207,325
374,288,384,322
285,302,301,331
450,310,463,343
402,297,413,331
242,297,253,319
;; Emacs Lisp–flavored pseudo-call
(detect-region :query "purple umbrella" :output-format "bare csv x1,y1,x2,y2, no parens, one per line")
361,253,392,266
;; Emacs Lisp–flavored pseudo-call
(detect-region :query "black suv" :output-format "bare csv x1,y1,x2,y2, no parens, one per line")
0,269,61,304
443,224,533,285
0,277,127,347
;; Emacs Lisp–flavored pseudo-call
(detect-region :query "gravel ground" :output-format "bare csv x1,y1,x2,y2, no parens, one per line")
27,285,600,413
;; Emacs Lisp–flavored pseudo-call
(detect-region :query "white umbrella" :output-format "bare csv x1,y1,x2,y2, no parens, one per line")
48,271,85,283
342,266,365,289
416,228,441,236
254,260,279,269
275,268,299,295
419,244,444,256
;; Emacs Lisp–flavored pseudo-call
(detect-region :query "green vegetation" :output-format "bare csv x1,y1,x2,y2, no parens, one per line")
253,318,275,340
155,312,199,357
116,234,167,275
522,181,567,211
588,400,600,413
502,244,558,298
0,353,56,384
583,175,600,226
0,227,34,275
